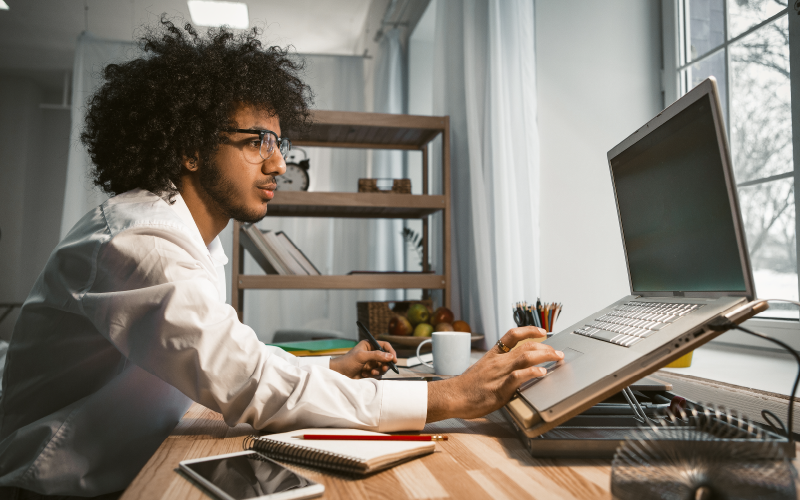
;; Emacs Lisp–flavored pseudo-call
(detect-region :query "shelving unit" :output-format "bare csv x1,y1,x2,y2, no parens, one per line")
231,110,450,321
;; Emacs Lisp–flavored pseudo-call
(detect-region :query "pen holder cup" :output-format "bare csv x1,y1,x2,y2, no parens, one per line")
664,350,694,368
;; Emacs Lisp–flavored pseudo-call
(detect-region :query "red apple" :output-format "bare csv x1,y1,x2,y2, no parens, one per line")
434,322,454,332
431,307,455,327
387,315,413,336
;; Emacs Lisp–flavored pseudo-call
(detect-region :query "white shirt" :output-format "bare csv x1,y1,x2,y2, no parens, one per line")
0,189,427,496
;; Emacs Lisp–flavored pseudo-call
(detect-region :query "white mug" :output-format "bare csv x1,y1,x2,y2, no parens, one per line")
415,331,472,376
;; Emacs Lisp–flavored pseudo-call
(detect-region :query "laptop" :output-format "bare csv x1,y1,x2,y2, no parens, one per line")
504,77,767,438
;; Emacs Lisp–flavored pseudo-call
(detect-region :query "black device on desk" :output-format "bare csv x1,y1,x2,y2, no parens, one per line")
180,451,324,500
504,77,767,439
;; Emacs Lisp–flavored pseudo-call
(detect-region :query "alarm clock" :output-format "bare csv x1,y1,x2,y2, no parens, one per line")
277,149,310,191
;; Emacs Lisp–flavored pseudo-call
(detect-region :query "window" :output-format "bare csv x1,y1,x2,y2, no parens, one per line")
666,0,797,324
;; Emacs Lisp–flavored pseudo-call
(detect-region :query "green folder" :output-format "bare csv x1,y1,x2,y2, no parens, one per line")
267,339,358,353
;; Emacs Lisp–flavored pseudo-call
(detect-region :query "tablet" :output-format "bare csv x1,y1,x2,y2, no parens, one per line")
180,451,324,500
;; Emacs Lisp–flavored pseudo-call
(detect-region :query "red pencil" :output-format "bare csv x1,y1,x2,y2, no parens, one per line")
301,434,448,441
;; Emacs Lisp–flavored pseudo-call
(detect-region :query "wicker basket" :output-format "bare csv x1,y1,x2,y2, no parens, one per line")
357,178,412,194
356,300,433,339
390,179,411,194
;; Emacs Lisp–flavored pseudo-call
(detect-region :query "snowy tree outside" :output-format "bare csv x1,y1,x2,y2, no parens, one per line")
682,0,796,318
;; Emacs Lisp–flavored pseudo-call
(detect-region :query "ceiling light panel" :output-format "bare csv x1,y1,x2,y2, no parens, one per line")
0,1,9,10
187,1,249,29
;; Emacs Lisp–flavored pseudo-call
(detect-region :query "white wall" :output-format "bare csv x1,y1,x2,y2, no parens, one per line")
0,76,70,340
536,1,663,328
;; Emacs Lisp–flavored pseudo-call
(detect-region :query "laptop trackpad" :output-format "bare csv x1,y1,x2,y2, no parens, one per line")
519,347,584,392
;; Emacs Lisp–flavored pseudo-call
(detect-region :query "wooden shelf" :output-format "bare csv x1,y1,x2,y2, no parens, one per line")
286,110,446,150
265,191,446,218
231,110,452,320
238,274,447,290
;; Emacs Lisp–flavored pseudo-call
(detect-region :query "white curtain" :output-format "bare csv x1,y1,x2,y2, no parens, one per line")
240,55,376,342
61,33,135,239
433,0,540,345
370,27,407,300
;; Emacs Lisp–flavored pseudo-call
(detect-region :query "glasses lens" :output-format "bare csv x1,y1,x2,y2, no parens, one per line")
259,134,276,160
242,136,264,163
279,139,291,157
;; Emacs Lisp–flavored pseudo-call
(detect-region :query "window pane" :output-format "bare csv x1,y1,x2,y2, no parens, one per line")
738,177,798,318
728,0,787,39
687,0,725,61
681,48,728,122
729,15,791,183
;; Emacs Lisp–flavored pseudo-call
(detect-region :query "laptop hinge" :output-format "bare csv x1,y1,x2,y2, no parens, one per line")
673,291,685,297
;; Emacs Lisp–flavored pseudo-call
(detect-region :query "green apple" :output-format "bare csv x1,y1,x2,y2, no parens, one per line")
407,303,431,326
413,323,434,337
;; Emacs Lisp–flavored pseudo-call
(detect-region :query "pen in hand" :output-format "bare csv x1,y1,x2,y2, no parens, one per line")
356,321,400,375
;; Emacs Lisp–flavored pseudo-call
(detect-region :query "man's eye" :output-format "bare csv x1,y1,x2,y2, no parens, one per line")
247,140,261,148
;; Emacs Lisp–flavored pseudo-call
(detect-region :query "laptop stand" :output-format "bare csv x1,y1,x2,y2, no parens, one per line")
503,384,794,459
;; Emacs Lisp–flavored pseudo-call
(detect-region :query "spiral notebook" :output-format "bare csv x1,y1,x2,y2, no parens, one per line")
243,428,435,475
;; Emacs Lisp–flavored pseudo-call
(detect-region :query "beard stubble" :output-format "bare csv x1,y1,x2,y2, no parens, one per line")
198,156,269,224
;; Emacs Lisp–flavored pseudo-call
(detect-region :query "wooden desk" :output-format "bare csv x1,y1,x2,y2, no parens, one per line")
120,403,612,500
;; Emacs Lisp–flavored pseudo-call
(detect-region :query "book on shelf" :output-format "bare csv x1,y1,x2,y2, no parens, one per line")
276,232,321,275
262,231,307,275
240,223,288,275
240,225,320,276
243,428,435,475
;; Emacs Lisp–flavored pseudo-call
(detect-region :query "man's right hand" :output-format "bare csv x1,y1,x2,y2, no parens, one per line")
426,326,563,422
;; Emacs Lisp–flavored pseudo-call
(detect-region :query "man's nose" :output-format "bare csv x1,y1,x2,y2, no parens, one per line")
264,150,286,177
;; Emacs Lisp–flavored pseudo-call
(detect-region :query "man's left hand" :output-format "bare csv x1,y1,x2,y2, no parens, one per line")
329,340,397,379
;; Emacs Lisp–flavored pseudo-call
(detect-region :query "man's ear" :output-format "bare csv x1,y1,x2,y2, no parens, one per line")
182,154,199,172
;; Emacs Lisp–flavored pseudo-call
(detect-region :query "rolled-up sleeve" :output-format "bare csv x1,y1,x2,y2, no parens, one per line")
379,381,428,432
79,228,428,432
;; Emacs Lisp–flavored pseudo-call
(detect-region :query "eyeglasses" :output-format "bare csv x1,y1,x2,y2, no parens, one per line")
234,128,292,162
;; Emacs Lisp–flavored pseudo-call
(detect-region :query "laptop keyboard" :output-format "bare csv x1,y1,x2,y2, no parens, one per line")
572,301,703,347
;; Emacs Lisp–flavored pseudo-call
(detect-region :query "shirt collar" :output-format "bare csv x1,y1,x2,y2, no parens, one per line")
167,193,229,267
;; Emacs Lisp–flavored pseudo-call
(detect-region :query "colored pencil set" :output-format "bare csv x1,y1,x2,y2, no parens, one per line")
513,300,562,333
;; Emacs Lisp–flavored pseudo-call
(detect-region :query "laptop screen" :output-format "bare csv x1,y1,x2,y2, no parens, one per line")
609,94,747,293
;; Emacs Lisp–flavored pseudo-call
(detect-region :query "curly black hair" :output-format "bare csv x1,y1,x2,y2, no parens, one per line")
81,18,313,199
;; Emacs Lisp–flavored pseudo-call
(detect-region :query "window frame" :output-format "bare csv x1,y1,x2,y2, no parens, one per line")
662,0,800,351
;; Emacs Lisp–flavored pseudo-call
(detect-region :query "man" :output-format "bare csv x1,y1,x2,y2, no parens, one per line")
0,21,562,498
